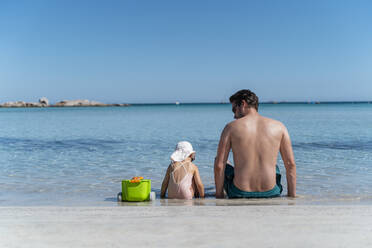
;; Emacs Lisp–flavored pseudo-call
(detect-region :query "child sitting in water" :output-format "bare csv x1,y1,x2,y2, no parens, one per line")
161,141,205,199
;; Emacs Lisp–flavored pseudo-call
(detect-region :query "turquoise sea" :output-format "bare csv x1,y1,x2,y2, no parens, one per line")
1,103,372,205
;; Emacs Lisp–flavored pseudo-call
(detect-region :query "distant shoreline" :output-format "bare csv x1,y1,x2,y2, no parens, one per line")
0,98,131,108
0,104,131,108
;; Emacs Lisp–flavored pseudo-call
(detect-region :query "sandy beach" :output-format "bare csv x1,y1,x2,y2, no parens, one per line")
1,203,372,248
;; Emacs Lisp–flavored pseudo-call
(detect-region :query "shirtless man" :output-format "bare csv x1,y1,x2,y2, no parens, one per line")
214,89,296,198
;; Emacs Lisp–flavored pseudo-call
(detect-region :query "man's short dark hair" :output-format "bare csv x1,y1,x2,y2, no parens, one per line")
229,89,259,111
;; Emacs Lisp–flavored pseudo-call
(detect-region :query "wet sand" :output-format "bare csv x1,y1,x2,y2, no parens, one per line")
1,204,372,247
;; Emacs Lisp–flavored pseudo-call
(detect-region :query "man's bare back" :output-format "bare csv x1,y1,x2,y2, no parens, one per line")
228,114,285,191
214,90,296,198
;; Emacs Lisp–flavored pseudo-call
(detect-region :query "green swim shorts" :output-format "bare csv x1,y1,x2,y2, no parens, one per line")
223,164,283,198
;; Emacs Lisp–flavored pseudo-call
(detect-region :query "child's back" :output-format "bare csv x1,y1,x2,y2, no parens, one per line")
168,161,194,200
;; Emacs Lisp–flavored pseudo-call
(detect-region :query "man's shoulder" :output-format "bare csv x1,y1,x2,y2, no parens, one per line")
223,120,236,130
260,116,286,130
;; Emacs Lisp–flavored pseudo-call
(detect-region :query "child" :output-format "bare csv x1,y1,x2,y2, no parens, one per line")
161,141,204,199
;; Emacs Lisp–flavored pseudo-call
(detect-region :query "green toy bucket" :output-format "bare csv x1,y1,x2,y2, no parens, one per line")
122,179,151,202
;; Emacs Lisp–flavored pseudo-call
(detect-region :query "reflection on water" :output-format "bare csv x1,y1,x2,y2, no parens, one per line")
293,140,372,151
116,194,372,207
115,190,372,207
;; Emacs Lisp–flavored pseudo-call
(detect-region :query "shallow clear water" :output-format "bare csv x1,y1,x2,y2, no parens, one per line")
1,103,372,205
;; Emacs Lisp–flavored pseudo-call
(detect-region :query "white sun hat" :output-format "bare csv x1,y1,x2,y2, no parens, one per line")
170,141,195,162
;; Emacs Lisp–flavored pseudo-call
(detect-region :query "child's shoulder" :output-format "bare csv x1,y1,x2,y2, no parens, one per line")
189,162,199,171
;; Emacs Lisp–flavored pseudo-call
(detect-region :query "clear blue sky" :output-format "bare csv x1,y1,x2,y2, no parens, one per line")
1,0,372,103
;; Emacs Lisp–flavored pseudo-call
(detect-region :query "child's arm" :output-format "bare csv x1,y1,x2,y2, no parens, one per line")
160,164,171,198
193,165,205,198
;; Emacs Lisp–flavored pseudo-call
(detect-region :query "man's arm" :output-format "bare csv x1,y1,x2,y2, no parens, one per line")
160,165,171,198
214,124,231,198
279,126,296,197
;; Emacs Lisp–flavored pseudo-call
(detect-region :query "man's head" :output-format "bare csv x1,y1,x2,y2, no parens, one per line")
229,89,259,119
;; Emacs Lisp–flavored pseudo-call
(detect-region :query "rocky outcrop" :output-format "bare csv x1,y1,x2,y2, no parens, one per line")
52,99,130,107
0,101,47,107
53,99,109,107
53,99,102,107
0,101,26,107
0,98,130,108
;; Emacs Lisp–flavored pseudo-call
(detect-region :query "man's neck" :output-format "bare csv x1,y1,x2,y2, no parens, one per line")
242,108,259,117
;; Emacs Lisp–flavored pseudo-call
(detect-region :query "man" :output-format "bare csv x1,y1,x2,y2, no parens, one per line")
214,89,296,198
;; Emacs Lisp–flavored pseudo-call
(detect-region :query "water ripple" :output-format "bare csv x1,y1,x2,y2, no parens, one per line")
293,140,372,151
0,137,124,152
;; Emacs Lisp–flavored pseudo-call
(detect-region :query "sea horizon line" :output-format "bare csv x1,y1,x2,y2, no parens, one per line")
129,101,372,106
